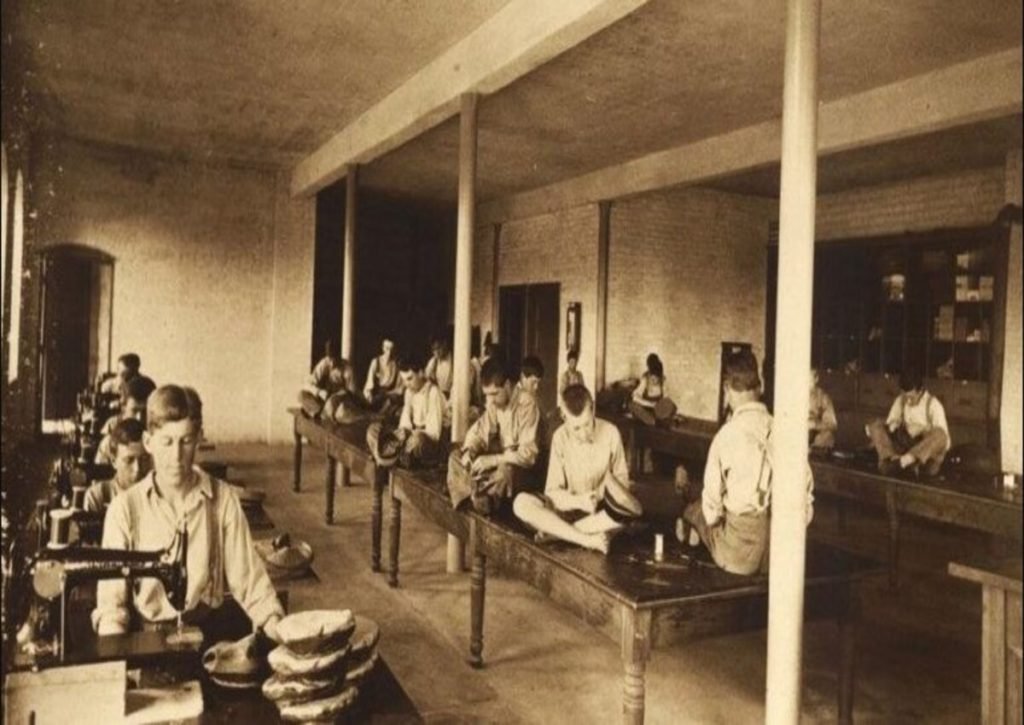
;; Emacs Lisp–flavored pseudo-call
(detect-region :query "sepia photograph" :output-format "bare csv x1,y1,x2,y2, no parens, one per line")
1,1,1021,722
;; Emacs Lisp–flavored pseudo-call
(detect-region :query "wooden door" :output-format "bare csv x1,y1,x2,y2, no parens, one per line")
499,283,560,413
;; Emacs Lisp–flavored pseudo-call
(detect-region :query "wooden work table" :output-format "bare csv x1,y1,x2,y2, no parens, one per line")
289,408,389,573
602,411,1024,585
386,462,880,724
949,554,1023,725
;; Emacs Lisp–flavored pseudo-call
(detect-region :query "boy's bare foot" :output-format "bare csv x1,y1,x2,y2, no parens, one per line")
534,531,555,544
898,453,916,469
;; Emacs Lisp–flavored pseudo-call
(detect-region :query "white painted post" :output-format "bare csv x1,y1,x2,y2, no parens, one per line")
449,93,479,573
341,164,358,360
765,1,820,723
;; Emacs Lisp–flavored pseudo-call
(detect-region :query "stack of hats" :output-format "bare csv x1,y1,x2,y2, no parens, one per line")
261,610,381,722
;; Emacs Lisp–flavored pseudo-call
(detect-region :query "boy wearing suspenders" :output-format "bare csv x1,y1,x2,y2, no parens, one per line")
93,385,284,643
866,369,951,477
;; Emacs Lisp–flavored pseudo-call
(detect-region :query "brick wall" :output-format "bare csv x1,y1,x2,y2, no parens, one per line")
607,187,775,419
268,171,315,444
30,136,280,442
472,204,600,390
816,167,1006,240
1002,148,1022,474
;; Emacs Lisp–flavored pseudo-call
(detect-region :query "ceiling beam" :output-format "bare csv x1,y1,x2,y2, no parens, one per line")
478,47,1023,224
290,0,649,197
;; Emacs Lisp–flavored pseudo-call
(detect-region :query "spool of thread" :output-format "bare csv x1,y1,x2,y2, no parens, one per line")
674,465,689,491
71,486,87,510
654,533,665,562
48,509,73,549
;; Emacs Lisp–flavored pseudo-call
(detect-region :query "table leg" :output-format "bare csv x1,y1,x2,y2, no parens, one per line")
884,487,900,589
292,427,303,492
388,475,402,588
325,456,337,525
371,467,385,573
469,519,486,669
621,607,652,725
981,586,1007,725
838,589,859,725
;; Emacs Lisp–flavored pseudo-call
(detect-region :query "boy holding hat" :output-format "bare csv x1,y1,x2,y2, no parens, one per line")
513,384,641,554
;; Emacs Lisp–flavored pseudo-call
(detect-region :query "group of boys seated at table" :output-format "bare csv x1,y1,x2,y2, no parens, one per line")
299,333,953,577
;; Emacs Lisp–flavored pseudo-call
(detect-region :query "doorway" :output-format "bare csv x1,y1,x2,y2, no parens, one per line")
38,245,115,425
498,283,560,412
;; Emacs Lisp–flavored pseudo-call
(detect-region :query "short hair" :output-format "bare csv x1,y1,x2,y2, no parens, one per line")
147,385,203,431
566,349,579,362
724,351,761,393
646,353,664,379
122,375,157,405
397,355,425,374
118,353,141,372
561,384,592,416
899,368,924,393
521,356,544,379
479,357,509,388
109,417,145,457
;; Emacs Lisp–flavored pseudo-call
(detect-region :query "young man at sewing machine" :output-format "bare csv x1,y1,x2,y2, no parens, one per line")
395,355,447,466
98,352,143,397
93,385,284,643
84,418,151,513
449,356,542,514
677,351,814,575
94,375,157,465
512,384,642,554
866,368,951,477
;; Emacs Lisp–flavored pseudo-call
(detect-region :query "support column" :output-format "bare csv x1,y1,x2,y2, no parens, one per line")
765,1,820,723
490,223,501,336
449,92,479,574
341,164,358,359
595,201,611,392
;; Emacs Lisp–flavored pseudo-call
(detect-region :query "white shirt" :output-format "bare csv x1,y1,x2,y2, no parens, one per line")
703,401,814,526
93,468,283,634
399,381,445,441
545,418,630,510
885,391,951,451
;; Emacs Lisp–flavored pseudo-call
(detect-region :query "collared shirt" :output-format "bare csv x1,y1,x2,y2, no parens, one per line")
463,384,540,468
886,390,951,451
93,468,283,635
545,418,629,499
84,478,127,513
308,356,348,396
808,385,838,432
364,355,401,397
703,401,814,526
425,355,453,396
399,381,445,442
560,369,585,394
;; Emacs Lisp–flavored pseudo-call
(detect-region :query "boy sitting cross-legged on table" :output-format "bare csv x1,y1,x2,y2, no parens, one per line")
512,384,642,554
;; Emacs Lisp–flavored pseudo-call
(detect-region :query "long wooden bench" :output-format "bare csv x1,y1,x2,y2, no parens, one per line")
288,408,389,573
386,463,878,724
602,412,1024,586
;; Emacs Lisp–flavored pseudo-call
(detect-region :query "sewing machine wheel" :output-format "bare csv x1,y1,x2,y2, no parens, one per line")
32,560,66,600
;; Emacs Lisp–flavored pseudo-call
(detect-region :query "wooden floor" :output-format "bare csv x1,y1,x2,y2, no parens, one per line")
218,442,991,724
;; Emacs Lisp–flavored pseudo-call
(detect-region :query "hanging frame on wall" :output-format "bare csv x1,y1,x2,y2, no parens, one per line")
566,302,581,353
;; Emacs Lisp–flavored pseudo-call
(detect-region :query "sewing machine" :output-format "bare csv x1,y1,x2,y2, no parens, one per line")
13,526,193,668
